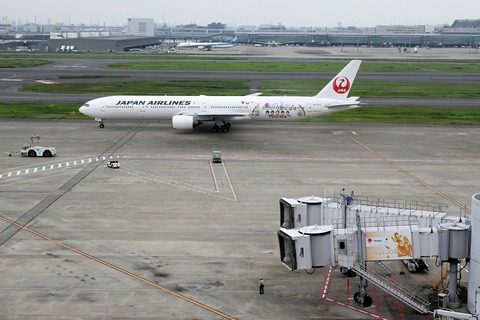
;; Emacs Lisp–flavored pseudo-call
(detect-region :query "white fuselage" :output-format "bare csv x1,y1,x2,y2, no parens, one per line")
79,60,362,130
79,95,356,121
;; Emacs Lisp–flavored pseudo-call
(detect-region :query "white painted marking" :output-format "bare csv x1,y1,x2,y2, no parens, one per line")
0,79,22,82
25,169,30,174
36,80,57,84
7,173,11,177
50,165,54,169
66,162,69,167
42,166,46,171
16,171,20,176
34,168,37,173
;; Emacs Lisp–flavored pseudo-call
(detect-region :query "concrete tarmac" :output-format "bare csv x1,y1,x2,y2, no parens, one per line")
0,119,478,319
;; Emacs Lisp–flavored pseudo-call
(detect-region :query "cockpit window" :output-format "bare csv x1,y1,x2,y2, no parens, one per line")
85,104,89,107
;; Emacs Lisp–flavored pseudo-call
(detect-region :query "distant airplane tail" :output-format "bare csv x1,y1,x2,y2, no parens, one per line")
315,60,362,100
230,35,240,45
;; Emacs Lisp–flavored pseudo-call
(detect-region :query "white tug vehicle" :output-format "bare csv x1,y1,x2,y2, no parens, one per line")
20,136,56,157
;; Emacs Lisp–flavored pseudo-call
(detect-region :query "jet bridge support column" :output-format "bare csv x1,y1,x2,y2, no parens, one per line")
438,221,471,309
353,211,372,307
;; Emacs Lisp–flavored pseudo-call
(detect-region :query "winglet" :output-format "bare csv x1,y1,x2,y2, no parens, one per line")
315,60,362,99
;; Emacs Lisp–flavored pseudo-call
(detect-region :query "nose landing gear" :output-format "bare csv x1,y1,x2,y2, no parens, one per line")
95,118,105,128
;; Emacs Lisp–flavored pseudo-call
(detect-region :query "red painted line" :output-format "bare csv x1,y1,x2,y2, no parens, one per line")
369,282,381,317
324,267,334,297
320,266,331,299
208,161,218,192
347,278,350,305
320,270,390,320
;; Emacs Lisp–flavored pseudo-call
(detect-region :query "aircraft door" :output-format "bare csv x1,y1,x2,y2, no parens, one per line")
201,101,207,113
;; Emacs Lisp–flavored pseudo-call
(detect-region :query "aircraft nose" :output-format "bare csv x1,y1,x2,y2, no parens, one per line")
79,104,92,116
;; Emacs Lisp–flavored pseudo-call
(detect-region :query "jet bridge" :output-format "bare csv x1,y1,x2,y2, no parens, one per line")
277,190,471,314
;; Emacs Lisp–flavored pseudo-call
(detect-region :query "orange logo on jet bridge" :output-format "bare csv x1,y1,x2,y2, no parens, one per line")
332,76,351,94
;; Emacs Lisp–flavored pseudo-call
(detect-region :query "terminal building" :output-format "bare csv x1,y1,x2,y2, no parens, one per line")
0,18,479,52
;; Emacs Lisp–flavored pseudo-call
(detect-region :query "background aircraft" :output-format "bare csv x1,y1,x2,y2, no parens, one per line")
177,35,239,51
79,60,362,132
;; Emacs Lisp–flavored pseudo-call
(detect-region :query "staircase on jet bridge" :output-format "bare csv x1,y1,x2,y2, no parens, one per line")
376,261,393,276
352,262,431,314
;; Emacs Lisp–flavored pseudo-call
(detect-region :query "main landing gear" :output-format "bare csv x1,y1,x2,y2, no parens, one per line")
211,122,231,133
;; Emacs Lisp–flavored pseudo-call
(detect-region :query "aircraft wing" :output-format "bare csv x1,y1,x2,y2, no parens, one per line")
179,111,251,120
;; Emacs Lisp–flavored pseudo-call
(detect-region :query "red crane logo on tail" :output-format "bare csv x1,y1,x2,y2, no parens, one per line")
333,76,351,94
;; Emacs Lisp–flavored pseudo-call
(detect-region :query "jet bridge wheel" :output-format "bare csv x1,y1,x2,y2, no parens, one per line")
354,291,372,307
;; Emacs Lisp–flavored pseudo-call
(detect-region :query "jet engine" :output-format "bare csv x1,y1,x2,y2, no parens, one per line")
172,115,201,130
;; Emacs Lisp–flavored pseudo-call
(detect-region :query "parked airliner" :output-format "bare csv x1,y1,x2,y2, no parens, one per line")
177,35,239,50
79,60,362,132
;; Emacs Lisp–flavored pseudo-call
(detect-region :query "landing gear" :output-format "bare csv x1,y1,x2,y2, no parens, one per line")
96,118,105,128
211,122,231,133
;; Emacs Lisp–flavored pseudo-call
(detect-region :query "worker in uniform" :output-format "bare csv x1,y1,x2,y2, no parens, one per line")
259,278,264,294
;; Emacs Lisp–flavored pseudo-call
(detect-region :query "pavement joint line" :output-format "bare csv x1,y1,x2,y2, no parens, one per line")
0,214,237,320
123,166,238,202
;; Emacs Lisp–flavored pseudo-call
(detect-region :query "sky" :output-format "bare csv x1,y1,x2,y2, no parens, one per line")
2,0,480,28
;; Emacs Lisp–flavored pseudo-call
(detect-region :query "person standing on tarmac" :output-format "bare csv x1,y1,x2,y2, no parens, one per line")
259,278,264,294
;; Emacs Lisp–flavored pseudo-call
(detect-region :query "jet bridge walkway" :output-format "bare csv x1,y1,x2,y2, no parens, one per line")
351,261,431,314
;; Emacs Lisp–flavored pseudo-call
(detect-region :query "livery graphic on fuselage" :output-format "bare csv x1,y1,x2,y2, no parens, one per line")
116,100,192,106
250,103,306,119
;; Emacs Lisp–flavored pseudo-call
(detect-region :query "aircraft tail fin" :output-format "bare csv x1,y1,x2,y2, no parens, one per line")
230,35,240,45
315,60,362,99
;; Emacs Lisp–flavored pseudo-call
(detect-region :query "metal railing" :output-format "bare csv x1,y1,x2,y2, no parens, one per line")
352,261,431,314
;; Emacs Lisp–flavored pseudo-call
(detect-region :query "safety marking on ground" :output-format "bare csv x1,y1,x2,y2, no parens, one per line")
343,132,471,214
319,267,389,320
210,161,239,202
0,214,236,320
35,80,58,84
0,78,22,82
121,164,238,202
0,155,124,181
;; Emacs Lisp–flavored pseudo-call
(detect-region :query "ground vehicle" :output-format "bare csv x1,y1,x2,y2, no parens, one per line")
20,143,56,157
212,151,222,163
107,160,120,169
